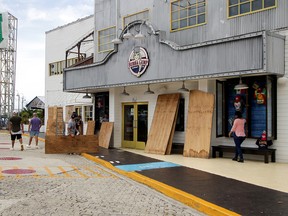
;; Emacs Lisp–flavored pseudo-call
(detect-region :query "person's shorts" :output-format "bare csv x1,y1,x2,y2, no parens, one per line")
11,134,22,141
30,130,39,137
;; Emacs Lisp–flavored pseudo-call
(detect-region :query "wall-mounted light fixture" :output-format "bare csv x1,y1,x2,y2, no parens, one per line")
134,22,145,39
144,84,154,95
121,86,130,96
177,81,189,92
112,28,123,44
123,29,134,39
234,77,249,90
114,20,158,44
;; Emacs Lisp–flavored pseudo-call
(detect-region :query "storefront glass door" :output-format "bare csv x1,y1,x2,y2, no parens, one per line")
122,103,148,149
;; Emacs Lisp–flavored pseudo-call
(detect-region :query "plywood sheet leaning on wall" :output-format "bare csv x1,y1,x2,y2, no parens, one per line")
184,90,214,158
99,122,114,149
145,93,180,155
46,106,64,136
86,120,95,135
45,135,99,154
65,105,74,122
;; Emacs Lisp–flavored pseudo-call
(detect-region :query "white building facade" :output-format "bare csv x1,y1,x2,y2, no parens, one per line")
61,0,288,163
45,15,94,133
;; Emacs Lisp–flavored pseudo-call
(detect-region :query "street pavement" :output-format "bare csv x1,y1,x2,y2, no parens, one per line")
0,131,205,216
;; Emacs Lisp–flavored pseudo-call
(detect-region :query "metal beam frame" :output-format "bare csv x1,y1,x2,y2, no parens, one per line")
0,12,17,128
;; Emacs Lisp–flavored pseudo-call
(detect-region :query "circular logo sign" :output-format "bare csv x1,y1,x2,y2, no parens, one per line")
128,47,149,77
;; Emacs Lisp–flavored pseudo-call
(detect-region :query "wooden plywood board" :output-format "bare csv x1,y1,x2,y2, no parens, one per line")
86,121,95,135
45,135,99,154
184,90,214,158
145,93,180,155
99,122,114,149
46,106,64,136
165,111,178,155
65,105,74,122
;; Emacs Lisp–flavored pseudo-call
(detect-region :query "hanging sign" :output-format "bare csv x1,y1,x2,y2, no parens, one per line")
128,47,149,77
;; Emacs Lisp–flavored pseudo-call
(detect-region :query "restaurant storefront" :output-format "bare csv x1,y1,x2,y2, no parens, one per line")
63,0,288,162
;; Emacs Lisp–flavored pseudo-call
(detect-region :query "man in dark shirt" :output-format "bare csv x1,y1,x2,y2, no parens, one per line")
8,111,24,151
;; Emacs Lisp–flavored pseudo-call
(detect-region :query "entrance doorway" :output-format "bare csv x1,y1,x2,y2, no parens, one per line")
122,102,148,149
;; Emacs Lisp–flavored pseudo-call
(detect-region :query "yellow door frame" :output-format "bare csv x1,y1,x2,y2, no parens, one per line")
122,102,148,150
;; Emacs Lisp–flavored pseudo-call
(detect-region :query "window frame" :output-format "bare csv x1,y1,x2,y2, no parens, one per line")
97,26,116,53
227,0,277,19
49,58,77,76
170,0,207,32
216,76,277,139
123,9,149,28
84,105,93,122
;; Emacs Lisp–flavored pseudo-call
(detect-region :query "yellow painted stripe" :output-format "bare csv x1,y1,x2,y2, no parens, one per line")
58,166,71,177
44,166,55,177
82,153,240,216
83,166,102,177
28,166,39,178
71,166,89,178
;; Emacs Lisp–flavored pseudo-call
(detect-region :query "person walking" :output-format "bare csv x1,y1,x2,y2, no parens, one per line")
8,111,24,151
27,112,42,149
229,111,246,163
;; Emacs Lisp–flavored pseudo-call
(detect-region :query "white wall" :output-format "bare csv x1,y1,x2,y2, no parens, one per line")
45,16,94,130
275,29,288,163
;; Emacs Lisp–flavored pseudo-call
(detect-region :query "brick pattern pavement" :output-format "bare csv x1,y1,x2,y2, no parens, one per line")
0,132,205,216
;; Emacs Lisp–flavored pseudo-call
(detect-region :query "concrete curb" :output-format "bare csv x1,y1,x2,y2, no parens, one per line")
82,153,240,216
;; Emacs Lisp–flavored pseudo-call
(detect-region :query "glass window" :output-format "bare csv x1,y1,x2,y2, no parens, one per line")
228,0,276,18
49,58,77,76
240,3,250,14
252,0,263,11
123,9,149,27
229,6,238,17
84,106,93,122
264,0,276,7
217,76,276,139
98,26,115,53
229,0,238,5
171,0,206,31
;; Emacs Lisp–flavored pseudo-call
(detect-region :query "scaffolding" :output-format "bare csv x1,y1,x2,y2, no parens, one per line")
0,12,17,128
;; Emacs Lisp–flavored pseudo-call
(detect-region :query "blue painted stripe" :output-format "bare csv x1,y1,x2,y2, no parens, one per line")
115,161,181,172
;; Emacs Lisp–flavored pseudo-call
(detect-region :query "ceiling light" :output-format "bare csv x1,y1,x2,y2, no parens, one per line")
121,87,130,96
177,81,189,92
144,84,154,95
83,93,91,99
234,77,249,90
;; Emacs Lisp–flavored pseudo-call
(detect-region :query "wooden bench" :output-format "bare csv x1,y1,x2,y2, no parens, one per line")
211,145,276,164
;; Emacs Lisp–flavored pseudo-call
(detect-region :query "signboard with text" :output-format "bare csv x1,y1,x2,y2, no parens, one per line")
0,12,9,49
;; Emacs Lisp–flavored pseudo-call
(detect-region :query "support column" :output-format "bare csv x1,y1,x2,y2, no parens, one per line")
198,79,209,92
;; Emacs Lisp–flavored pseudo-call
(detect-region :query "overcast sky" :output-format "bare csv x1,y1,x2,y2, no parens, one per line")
0,0,94,105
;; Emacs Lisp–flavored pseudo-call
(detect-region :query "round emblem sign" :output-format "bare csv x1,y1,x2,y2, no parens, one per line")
128,47,149,77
